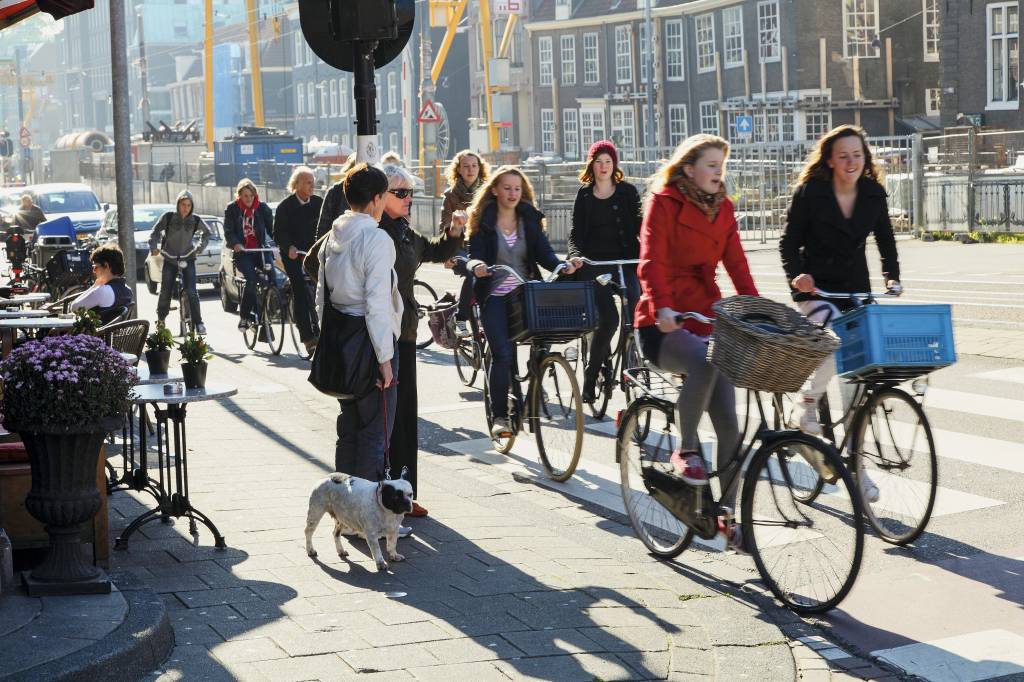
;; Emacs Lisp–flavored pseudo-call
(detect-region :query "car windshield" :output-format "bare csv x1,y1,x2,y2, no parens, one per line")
133,207,170,231
35,191,101,213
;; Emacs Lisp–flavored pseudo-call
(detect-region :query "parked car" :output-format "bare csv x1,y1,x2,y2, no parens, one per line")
143,215,225,295
97,203,174,278
24,183,106,242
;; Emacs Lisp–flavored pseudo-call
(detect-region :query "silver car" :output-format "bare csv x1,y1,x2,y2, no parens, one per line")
143,215,224,294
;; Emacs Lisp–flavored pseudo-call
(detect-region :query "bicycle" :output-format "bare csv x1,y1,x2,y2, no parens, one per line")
481,263,588,482
282,249,319,360
158,249,199,338
772,288,939,546
414,278,439,350
235,247,285,355
449,256,486,387
616,312,865,614
576,257,643,419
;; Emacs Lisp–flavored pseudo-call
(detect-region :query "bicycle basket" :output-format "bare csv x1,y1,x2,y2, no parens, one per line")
45,248,93,290
708,295,840,393
427,298,460,350
506,280,598,344
832,304,955,382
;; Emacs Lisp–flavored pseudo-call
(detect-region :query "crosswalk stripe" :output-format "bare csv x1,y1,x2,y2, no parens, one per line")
923,387,1024,422
973,367,1024,385
872,629,1024,682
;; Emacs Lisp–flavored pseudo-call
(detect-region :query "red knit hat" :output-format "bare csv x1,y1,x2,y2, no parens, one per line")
587,139,618,166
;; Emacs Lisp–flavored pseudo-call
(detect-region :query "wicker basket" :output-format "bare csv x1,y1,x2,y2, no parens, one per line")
708,296,840,393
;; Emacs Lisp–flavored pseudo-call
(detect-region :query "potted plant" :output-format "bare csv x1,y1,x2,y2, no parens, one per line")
144,325,174,374
178,331,211,389
0,335,134,595
70,308,101,337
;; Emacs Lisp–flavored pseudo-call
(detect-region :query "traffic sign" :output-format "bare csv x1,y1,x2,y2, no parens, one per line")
19,127,30,148
734,115,753,139
417,100,441,124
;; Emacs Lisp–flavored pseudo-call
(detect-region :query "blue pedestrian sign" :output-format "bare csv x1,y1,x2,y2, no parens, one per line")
734,115,754,138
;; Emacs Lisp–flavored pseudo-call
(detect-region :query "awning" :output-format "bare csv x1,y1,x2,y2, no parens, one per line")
1,0,94,30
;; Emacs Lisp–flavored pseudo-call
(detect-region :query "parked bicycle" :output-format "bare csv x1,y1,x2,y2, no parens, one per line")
772,288,948,545
617,311,865,614
235,247,285,355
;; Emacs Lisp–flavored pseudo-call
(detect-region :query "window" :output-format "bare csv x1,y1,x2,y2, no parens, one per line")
665,20,684,81
541,108,556,154
580,108,606,149
538,36,553,86
781,110,795,141
843,0,879,58
560,35,576,86
610,105,635,151
294,33,303,66
329,79,338,117
563,108,579,160
615,25,633,84
926,88,941,116
305,43,313,66
923,0,939,61
696,13,716,73
296,82,305,116
988,2,1019,107
700,101,719,134
723,6,744,68
387,71,397,113
639,23,649,83
338,77,347,116
389,132,399,154
757,1,780,63
583,33,600,84
640,104,659,147
804,110,832,140
307,80,315,114
668,104,688,146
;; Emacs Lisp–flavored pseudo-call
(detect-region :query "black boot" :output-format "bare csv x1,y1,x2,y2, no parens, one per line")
581,369,598,404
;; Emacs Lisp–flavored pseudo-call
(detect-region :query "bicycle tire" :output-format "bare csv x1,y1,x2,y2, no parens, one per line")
622,336,651,441
533,353,584,482
743,433,864,614
178,286,192,338
617,399,694,558
242,308,258,349
454,337,480,387
771,392,826,504
288,301,310,359
262,287,286,355
482,350,516,454
413,279,438,350
851,387,937,546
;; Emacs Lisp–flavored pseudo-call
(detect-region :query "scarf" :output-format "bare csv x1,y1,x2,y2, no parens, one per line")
237,196,260,248
676,176,726,222
451,177,482,209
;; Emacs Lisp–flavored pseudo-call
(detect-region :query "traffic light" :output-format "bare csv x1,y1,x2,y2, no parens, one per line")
299,0,413,71
0,132,13,158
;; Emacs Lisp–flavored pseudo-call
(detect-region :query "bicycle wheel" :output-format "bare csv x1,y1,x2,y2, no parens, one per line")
178,285,192,338
621,336,651,440
262,287,286,355
286,291,309,359
242,312,258,349
743,433,864,614
413,280,438,350
617,399,693,558
771,393,826,504
588,360,612,420
852,387,937,546
482,350,516,454
533,352,584,482
454,336,480,387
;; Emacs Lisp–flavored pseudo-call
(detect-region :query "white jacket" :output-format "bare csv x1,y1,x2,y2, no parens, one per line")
316,211,403,363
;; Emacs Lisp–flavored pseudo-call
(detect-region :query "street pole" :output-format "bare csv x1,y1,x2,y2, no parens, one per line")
643,1,655,162
137,9,151,128
14,47,27,181
110,0,138,295
245,0,266,127
204,0,214,152
419,0,437,190
353,43,380,164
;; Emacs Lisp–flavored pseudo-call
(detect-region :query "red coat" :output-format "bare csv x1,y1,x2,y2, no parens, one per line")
635,184,759,336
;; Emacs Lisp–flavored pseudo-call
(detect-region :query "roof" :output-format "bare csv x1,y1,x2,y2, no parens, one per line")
531,0,636,21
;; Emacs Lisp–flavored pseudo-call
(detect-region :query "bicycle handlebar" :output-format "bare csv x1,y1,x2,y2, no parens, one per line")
159,249,195,268
453,256,571,284
578,257,641,267
674,312,714,326
237,247,276,253
814,285,903,299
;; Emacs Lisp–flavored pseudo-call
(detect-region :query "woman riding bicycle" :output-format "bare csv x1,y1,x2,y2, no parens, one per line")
567,140,642,404
224,178,275,330
780,124,901,502
466,166,581,440
635,134,758,546
440,150,490,332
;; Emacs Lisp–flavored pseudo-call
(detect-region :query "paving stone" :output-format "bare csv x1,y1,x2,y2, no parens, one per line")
210,637,291,664
671,646,716,676
407,661,511,682
148,644,258,682
288,611,382,633
340,644,440,672
578,625,672,652
714,644,795,681
350,621,452,647
499,628,605,657
172,622,228,646
493,652,636,681
175,587,264,608
418,635,524,665
269,628,370,656
618,649,672,679
251,653,354,682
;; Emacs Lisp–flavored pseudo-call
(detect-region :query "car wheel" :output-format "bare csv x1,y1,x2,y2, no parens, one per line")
220,272,237,312
144,267,157,295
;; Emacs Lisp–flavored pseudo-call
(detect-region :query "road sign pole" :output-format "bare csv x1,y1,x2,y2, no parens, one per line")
353,42,379,165
14,47,27,181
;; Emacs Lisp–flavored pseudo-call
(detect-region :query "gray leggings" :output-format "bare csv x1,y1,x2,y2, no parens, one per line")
656,329,741,507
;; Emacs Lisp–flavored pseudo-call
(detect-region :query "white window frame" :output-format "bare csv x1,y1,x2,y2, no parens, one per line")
803,110,833,140
389,132,399,154
296,82,304,116
583,32,600,84
722,6,744,69
305,43,313,66
925,87,941,116
338,77,347,116
639,22,649,83
843,0,879,59
540,108,556,154
560,35,576,86
538,36,554,86
563,108,579,160
294,33,303,66
640,104,659,148
696,13,716,74
307,80,315,114
610,104,636,151
580,107,606,149
615,25,633,84
668,104,688,146
922,0,939,62
700,101,719,135
757,1,780,64
319,81,328,118
987,2,1019,109
387,71,397,113
665,20,685,81
329,79,338,117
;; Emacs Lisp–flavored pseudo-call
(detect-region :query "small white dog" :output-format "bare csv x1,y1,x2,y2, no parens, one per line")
304,473,414,572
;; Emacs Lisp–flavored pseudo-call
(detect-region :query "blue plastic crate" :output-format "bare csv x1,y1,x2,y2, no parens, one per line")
832,304,956,381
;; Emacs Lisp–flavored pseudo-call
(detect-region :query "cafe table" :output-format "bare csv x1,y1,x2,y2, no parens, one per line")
0,309,50,319
0,316,76,357
0,292,51,309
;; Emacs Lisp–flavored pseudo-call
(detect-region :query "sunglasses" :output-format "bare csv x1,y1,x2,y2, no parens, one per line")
388,188,414,199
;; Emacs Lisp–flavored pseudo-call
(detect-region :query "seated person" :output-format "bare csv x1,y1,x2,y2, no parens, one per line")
70,244,134,324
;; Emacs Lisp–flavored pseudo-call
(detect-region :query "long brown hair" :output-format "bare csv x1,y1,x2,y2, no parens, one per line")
796,125,882,185
578,152,625,185
653,134,730,192
467,166,542,238
446,150,491,190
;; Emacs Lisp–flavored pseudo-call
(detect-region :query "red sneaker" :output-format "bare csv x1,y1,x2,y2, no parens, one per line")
669,450,708,486
407,501,429,517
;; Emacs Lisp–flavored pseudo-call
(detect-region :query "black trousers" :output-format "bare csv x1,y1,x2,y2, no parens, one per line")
283,256,315,342
335,350,399,480
388,340,419,496
584,265,641,384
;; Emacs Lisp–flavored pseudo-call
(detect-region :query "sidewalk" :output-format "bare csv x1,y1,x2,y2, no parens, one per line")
102,359,898,682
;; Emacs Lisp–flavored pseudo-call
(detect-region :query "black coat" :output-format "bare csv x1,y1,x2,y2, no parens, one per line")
224,200,274,250
273,193,324,254
315,182,350,239
467,202,561,304
567,181,642,260
780,177,900,306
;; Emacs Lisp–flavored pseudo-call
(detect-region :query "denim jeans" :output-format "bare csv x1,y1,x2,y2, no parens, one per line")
233,251,274,320
157,257,203,324
481,295,515,419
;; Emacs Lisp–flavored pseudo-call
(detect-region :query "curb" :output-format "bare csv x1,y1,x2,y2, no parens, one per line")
3,571,174,682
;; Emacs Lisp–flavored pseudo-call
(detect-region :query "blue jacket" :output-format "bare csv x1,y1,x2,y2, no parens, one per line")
224,200,273,251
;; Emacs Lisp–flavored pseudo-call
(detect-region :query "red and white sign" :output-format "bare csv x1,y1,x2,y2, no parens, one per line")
417,100,441,124
493,0,523,16
19,126,30,148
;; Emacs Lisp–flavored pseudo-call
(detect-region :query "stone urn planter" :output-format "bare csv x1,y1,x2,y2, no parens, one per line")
0,335,135,596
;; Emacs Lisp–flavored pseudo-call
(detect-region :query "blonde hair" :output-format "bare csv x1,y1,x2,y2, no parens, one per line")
467,166,541,238
380,151,404,167
796,124,882,185
235,178,258,198
287,166,315,193
654,134,730,192
446,150,491,189
382,163,416,188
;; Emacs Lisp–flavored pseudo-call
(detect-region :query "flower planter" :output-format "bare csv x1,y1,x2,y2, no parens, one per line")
181,362,207,389
144,349,171,375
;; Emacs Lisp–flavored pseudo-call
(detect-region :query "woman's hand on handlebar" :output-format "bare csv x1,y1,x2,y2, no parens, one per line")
656,307,684,333
288,246,299,260
561,257,583,276
232,243,243,254
473,263,491,278
791,273,815,293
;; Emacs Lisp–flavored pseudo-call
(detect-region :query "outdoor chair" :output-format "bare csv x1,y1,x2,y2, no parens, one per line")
97,318,150,363
45,291,81,315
